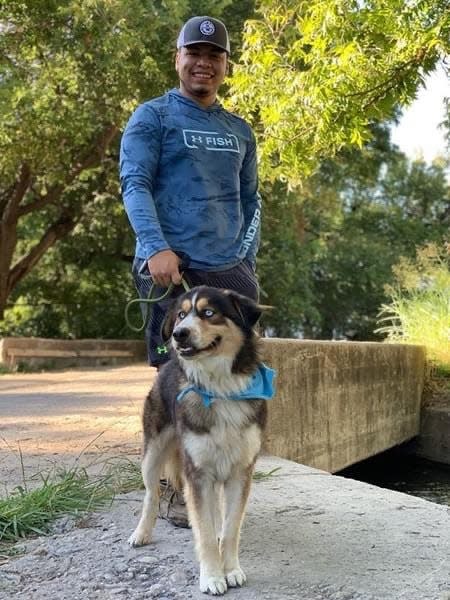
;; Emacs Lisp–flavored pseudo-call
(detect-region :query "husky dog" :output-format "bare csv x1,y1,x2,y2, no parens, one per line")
129,286,275,595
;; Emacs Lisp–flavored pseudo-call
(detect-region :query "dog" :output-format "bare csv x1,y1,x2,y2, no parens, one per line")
128,285,275,595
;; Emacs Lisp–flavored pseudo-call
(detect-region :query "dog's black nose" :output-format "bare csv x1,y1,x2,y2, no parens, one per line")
173,327,190,342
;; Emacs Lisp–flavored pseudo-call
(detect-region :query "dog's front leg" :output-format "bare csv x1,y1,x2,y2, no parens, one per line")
129,431,173,547
219,466,254,588
184,475,227,595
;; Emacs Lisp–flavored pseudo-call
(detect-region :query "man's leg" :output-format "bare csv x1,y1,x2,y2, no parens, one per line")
186,259,259,302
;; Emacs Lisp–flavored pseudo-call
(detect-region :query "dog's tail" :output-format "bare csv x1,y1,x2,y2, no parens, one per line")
163,446,183,491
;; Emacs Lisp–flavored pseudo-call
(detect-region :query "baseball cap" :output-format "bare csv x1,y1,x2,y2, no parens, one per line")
177,16,230,55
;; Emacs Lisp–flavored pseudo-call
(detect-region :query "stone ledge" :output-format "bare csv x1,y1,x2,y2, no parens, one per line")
0,337,146,369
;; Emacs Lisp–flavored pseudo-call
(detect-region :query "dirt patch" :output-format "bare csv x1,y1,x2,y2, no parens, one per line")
0,364,154,491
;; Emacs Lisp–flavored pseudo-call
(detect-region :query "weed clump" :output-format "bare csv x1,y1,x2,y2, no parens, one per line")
377,243,450,375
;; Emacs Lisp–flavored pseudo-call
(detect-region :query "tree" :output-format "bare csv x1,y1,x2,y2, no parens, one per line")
0,0,182,318
2,0,449,338
228,0,449,183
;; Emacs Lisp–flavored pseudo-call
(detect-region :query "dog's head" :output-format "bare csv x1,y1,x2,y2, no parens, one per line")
161,286,263,362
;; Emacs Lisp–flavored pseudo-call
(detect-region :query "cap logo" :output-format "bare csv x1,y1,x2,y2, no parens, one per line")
199,20,215,36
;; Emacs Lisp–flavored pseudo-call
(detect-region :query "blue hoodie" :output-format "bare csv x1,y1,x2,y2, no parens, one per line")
120,89,261,271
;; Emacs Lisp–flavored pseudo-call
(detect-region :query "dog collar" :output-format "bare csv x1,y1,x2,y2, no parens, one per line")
176,363,276,408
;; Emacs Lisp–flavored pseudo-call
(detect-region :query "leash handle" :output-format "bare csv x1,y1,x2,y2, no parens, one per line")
125,277,191,332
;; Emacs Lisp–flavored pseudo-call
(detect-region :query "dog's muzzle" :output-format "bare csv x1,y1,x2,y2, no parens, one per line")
172,327,222,358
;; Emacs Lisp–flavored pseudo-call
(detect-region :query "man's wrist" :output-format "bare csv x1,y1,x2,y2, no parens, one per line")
145,246,171,262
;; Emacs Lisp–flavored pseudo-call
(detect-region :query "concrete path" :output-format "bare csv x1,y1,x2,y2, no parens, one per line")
0,366,449,600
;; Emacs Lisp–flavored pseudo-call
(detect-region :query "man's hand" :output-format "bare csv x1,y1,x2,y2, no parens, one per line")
148,250,182,288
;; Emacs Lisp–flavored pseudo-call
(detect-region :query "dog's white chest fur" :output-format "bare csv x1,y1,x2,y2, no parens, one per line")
183,401,262,482
181,356,262,481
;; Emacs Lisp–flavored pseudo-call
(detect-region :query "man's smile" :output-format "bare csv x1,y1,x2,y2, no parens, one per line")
191,72,214,79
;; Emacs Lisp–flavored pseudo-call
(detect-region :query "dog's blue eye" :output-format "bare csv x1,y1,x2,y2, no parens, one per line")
204,309,214,318
178,311,186,320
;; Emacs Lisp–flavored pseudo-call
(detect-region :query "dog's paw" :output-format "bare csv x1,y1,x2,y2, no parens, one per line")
128,527,152,547
199,574,227,595
226,567,246,587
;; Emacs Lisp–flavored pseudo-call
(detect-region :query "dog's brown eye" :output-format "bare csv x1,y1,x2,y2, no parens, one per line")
178,310,186,320
204,309,215,318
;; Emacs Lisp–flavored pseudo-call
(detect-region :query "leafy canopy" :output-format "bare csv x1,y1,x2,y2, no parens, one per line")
258,128,450,339
0,0,251,326
0,0,238,318
0,0,187,186
228,0,450,183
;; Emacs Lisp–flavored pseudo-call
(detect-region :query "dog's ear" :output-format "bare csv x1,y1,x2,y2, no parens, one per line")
160,300,178,343
225,290,265,328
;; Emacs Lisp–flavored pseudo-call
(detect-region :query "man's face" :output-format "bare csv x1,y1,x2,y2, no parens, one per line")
175,44,228,105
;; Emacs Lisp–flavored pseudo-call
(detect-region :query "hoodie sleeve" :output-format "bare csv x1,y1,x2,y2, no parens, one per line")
119,103,170,260
239,129,261,267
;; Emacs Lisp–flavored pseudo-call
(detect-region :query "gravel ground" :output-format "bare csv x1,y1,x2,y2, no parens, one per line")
0,487,357,600
0,497,200,600
1,456,450,600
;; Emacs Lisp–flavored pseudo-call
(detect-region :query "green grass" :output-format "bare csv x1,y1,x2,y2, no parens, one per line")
0,458,144,549
253,467,282,481
376,243,450,373
0,468,113,544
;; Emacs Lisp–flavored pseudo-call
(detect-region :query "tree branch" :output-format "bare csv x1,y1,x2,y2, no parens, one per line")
17,124,119,217
1,163,32,222
7,211,79,293
17,184,64,217
70,124,119,179
343,49,429,109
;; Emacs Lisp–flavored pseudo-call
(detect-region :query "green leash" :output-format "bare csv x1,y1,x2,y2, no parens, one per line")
125,277,191,333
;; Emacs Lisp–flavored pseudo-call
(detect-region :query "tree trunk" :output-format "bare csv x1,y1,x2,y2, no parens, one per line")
0,163,31,320
0,126,119,319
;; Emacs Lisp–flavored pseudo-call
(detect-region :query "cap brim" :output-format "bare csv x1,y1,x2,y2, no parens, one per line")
179,40,229,54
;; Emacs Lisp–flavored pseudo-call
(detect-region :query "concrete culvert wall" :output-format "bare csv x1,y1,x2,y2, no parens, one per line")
261,338,426,473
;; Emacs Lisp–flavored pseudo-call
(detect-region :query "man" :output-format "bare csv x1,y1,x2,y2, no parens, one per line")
120,15,261,524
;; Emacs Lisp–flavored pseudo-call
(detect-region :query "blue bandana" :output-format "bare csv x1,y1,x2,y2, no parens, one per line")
176,364,276,408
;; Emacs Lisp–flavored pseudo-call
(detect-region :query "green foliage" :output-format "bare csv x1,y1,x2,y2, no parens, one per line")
228,0,450,183
377,243,450,369
258,123,450,338
0,457,146,547
0,0,181,182
0,178,138,339
0,0,189,318
309,150,450,339
258,182,321,336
